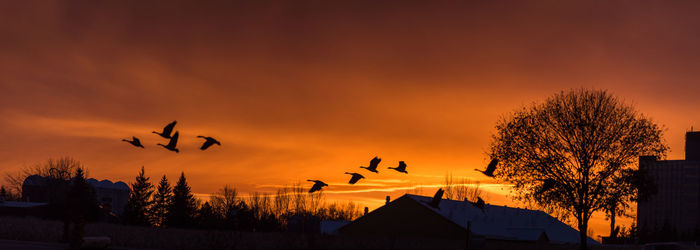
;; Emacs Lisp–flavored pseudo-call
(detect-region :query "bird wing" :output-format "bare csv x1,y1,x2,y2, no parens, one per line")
429,188,444,208
370,157,381,168
309,183,322,193
133,137,143,146
485,158,498,174
132,136,139,142
163,121,177,137
398,161,406,170
201,139,215,150
349,175,361,184
476,197,485,208
168,131,179,147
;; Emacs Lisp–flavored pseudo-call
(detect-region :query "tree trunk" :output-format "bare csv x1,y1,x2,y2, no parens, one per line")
579,220,588,250
609,207,616,239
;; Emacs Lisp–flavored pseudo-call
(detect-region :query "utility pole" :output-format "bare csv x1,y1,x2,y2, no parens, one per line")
466,220,472,250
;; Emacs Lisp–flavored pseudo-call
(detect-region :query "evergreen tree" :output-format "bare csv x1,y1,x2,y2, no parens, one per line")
0,186,6,200
67,168,99,248
150,175,172,227
167,172,197,227
122,166,154,226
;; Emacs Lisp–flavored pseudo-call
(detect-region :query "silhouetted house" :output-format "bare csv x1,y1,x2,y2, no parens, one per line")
320,220,349,235
286,214,321,233
22,175,52,202
21,175,130,216
638,131,700,241
339,194,598,247
85,178,130,216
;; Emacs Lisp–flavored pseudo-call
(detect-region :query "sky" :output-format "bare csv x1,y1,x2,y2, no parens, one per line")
2,0,700,238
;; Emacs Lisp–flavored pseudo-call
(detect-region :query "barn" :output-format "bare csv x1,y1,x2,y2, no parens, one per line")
338,194,598,248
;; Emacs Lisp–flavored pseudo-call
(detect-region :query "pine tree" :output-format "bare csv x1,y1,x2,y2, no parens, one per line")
0,186,6,200
122,166,154,226
67,168,99,248
167,172,197,228
150,175,172,227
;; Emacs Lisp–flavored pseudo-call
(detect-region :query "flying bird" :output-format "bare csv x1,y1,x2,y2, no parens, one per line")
307,180,328,193
122,136,145,148
429,188,444,208
157,131,180,153
197,136,221,150
475,158,498,177
344,172,365,184
388,161,408,174
152,120,177,139
471,197,485,211
360,156,381,173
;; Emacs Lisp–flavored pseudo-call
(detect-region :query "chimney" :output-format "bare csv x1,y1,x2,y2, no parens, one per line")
385,196,390,205
364,207,369,215
686,131,700,161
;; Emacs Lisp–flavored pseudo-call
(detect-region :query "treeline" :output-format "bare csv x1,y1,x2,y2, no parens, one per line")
1,157,362,233
121,167,361,231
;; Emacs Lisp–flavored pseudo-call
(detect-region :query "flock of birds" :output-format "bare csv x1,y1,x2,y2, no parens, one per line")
122,121,221,153
306,156,408,193
306,155,500,212
122,120,503,212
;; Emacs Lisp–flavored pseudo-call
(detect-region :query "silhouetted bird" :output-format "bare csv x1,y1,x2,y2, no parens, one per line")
152,121,177,139
471,197,485,211
360,156,381,173
157,131,179,153
307,180,328,193
388,161,408,174
122,136,144,148
197,136,221,150
475,158,498,177
344,172,365,184
429,188,444,208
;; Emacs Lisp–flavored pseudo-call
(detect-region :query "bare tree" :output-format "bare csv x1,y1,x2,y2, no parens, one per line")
443,173,483,202
488,89,667,250
248,192,273,220
273,186,291,218
209,185,241,217
3,157,85,196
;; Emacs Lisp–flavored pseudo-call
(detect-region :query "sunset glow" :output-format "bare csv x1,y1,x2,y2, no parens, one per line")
2,1,700,239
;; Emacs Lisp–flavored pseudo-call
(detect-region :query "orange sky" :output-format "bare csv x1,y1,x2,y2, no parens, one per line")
2,1,700,239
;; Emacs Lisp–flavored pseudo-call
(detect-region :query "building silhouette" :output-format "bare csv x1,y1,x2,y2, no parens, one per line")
638,131,700,241
339,194,598,248
22,175,130,216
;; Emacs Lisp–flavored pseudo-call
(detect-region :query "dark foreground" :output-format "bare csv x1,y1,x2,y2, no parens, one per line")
0,239,151,250
0,216,646,250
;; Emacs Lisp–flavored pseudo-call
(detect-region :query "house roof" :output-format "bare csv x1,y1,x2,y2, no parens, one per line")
0,201,48,208
86,178,130,191
404,194,599,245
22,175,129,191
